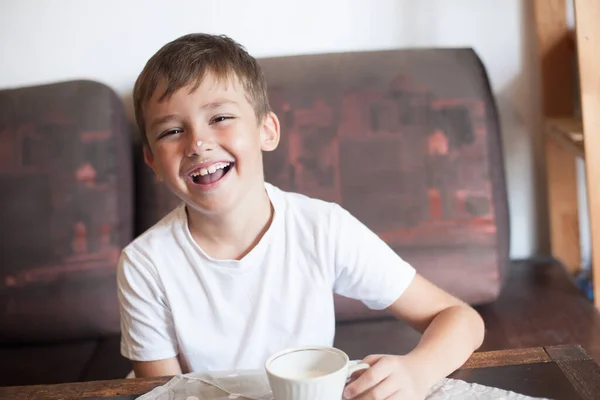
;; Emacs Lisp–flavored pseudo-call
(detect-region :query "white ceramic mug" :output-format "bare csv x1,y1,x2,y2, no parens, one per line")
265,346,370,400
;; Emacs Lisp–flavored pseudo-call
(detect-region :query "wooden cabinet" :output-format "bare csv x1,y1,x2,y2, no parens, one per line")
534,0,600,307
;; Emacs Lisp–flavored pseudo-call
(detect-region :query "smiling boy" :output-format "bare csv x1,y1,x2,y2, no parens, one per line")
117,33,485,399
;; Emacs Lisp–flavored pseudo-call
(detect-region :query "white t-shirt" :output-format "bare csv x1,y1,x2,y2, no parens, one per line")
117,183,415,372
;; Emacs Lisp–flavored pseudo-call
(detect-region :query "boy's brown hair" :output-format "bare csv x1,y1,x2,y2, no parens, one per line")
133,33,271,146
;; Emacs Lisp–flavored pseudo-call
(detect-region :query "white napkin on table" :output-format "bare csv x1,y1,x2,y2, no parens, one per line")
136,369,551,400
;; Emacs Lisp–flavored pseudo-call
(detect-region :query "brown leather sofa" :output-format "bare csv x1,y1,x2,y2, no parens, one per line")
0,48,509,386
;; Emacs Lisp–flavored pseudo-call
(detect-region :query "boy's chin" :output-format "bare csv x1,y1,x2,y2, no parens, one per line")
185,198,236,217
177,179,266,217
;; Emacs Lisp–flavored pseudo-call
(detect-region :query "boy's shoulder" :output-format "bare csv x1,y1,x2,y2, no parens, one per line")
267,182,342,219
122,203,186,257
266,183,354,236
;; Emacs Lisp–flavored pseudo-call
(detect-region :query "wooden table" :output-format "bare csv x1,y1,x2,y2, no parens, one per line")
1,345,599,399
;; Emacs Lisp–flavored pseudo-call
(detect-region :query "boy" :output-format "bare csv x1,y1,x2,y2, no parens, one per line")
118,33,485,399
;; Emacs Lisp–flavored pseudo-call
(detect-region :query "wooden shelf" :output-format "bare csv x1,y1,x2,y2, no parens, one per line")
546,118,585,159
535,0,600,307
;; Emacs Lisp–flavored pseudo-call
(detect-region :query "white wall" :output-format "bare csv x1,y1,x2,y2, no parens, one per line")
0,0,544,259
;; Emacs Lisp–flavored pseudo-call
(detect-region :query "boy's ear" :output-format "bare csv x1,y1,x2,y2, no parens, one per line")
260,112,280,152
143,145,163,182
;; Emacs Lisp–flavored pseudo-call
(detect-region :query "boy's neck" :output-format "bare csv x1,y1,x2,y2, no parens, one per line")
186,184,273,261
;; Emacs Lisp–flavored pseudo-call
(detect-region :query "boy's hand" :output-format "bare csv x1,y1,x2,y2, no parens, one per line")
343,354,431,400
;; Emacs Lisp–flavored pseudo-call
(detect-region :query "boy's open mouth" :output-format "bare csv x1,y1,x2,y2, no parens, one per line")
189,162,234,185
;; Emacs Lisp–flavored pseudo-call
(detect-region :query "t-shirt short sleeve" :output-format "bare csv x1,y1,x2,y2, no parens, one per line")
117,249,179,362
330,205,416,310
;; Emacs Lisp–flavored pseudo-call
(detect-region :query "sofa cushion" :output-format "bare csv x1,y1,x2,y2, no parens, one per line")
0,334,130,387
0,339,97,386
80,334,132,382
0,80,133,342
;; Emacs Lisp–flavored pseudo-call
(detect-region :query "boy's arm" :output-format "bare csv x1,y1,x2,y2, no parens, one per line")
343,274,484,399
118,251,181,377
133,357,182,378
388,274,484,380
328,205,484,398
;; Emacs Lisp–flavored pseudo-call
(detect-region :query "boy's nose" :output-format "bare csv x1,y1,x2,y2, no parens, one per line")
186,132,215,157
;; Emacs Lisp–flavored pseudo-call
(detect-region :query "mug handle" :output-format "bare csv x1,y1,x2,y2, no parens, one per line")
347,360,370,378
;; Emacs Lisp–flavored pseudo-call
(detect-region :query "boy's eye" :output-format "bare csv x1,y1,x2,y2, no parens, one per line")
158,128,183,139
210,115,234,124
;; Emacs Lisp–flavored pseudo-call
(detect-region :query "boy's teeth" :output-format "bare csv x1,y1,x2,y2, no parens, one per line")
192,162,230,178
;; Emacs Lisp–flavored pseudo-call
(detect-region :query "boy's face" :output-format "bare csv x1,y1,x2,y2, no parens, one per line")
142,72,280,215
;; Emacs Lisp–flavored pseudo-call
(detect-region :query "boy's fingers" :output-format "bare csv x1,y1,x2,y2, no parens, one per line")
348,354,385,382
344,358,390,399
363,354,385,365
385,392,403,400
354,376,398,400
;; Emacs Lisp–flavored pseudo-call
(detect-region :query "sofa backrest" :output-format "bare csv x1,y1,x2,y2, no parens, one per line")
0,48,509,340
0,80,133,343
136,48,510,321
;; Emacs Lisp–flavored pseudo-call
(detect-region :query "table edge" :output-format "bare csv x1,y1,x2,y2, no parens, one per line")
460,346,551,369
0,345,591,400
545,344,600,400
